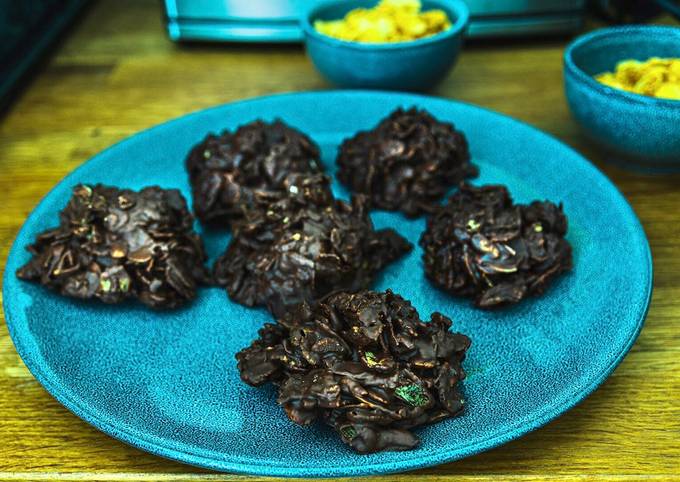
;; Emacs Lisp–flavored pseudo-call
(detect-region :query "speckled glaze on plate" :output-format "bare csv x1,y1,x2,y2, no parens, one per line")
3,91,652,478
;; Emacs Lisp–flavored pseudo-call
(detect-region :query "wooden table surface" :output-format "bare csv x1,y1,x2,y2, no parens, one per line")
1,1,679,480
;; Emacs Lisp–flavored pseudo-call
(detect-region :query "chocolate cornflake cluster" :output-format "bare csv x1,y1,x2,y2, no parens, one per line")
236,289,471,453
336,108,477,217
213,174,412,317
186,119,323,226
420,183,572,308
17,184,208,309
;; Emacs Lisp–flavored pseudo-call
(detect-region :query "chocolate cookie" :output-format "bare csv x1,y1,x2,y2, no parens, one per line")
186,120,322,226
420,183,572,308
236,289,471,453
17,184,208,309
213,174,411,317
336,108,477,217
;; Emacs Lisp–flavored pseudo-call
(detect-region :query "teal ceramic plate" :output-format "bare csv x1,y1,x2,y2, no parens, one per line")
3,91,652,477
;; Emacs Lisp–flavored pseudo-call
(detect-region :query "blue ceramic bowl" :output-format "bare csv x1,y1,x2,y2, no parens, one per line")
300,0,469,91
564,26,680,172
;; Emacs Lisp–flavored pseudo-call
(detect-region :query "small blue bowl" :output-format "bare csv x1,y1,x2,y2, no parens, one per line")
564,26,680,172
300,0,469,91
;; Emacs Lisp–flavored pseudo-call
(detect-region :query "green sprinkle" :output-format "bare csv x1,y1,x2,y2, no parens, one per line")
395,384,429,407
466,219,480,232
534,223,543,233
203,150,211,159
340,425,357,440
364,351,378,367
119,277,130,293
99,278,112,292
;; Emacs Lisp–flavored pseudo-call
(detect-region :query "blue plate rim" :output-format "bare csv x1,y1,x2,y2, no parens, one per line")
563,25,680,109
2,90,653,477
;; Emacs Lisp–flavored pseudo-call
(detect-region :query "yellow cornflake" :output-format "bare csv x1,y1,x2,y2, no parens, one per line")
594,57,680,100
314,0,451,44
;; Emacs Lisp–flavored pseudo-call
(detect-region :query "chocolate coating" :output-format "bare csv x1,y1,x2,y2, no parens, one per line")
186,119,322,226
336,108,477,217
420,183,573,308
213,174,412,317
17,184,208,309
236,289,471,454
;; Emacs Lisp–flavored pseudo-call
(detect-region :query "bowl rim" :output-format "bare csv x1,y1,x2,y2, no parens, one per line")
563,25,680,109
300,0,469,51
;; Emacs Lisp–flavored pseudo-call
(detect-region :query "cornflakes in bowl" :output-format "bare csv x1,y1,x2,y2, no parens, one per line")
314,0,451,44
595,57,680,100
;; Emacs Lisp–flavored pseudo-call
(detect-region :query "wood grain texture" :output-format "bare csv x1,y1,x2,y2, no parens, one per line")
0,1,678,480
